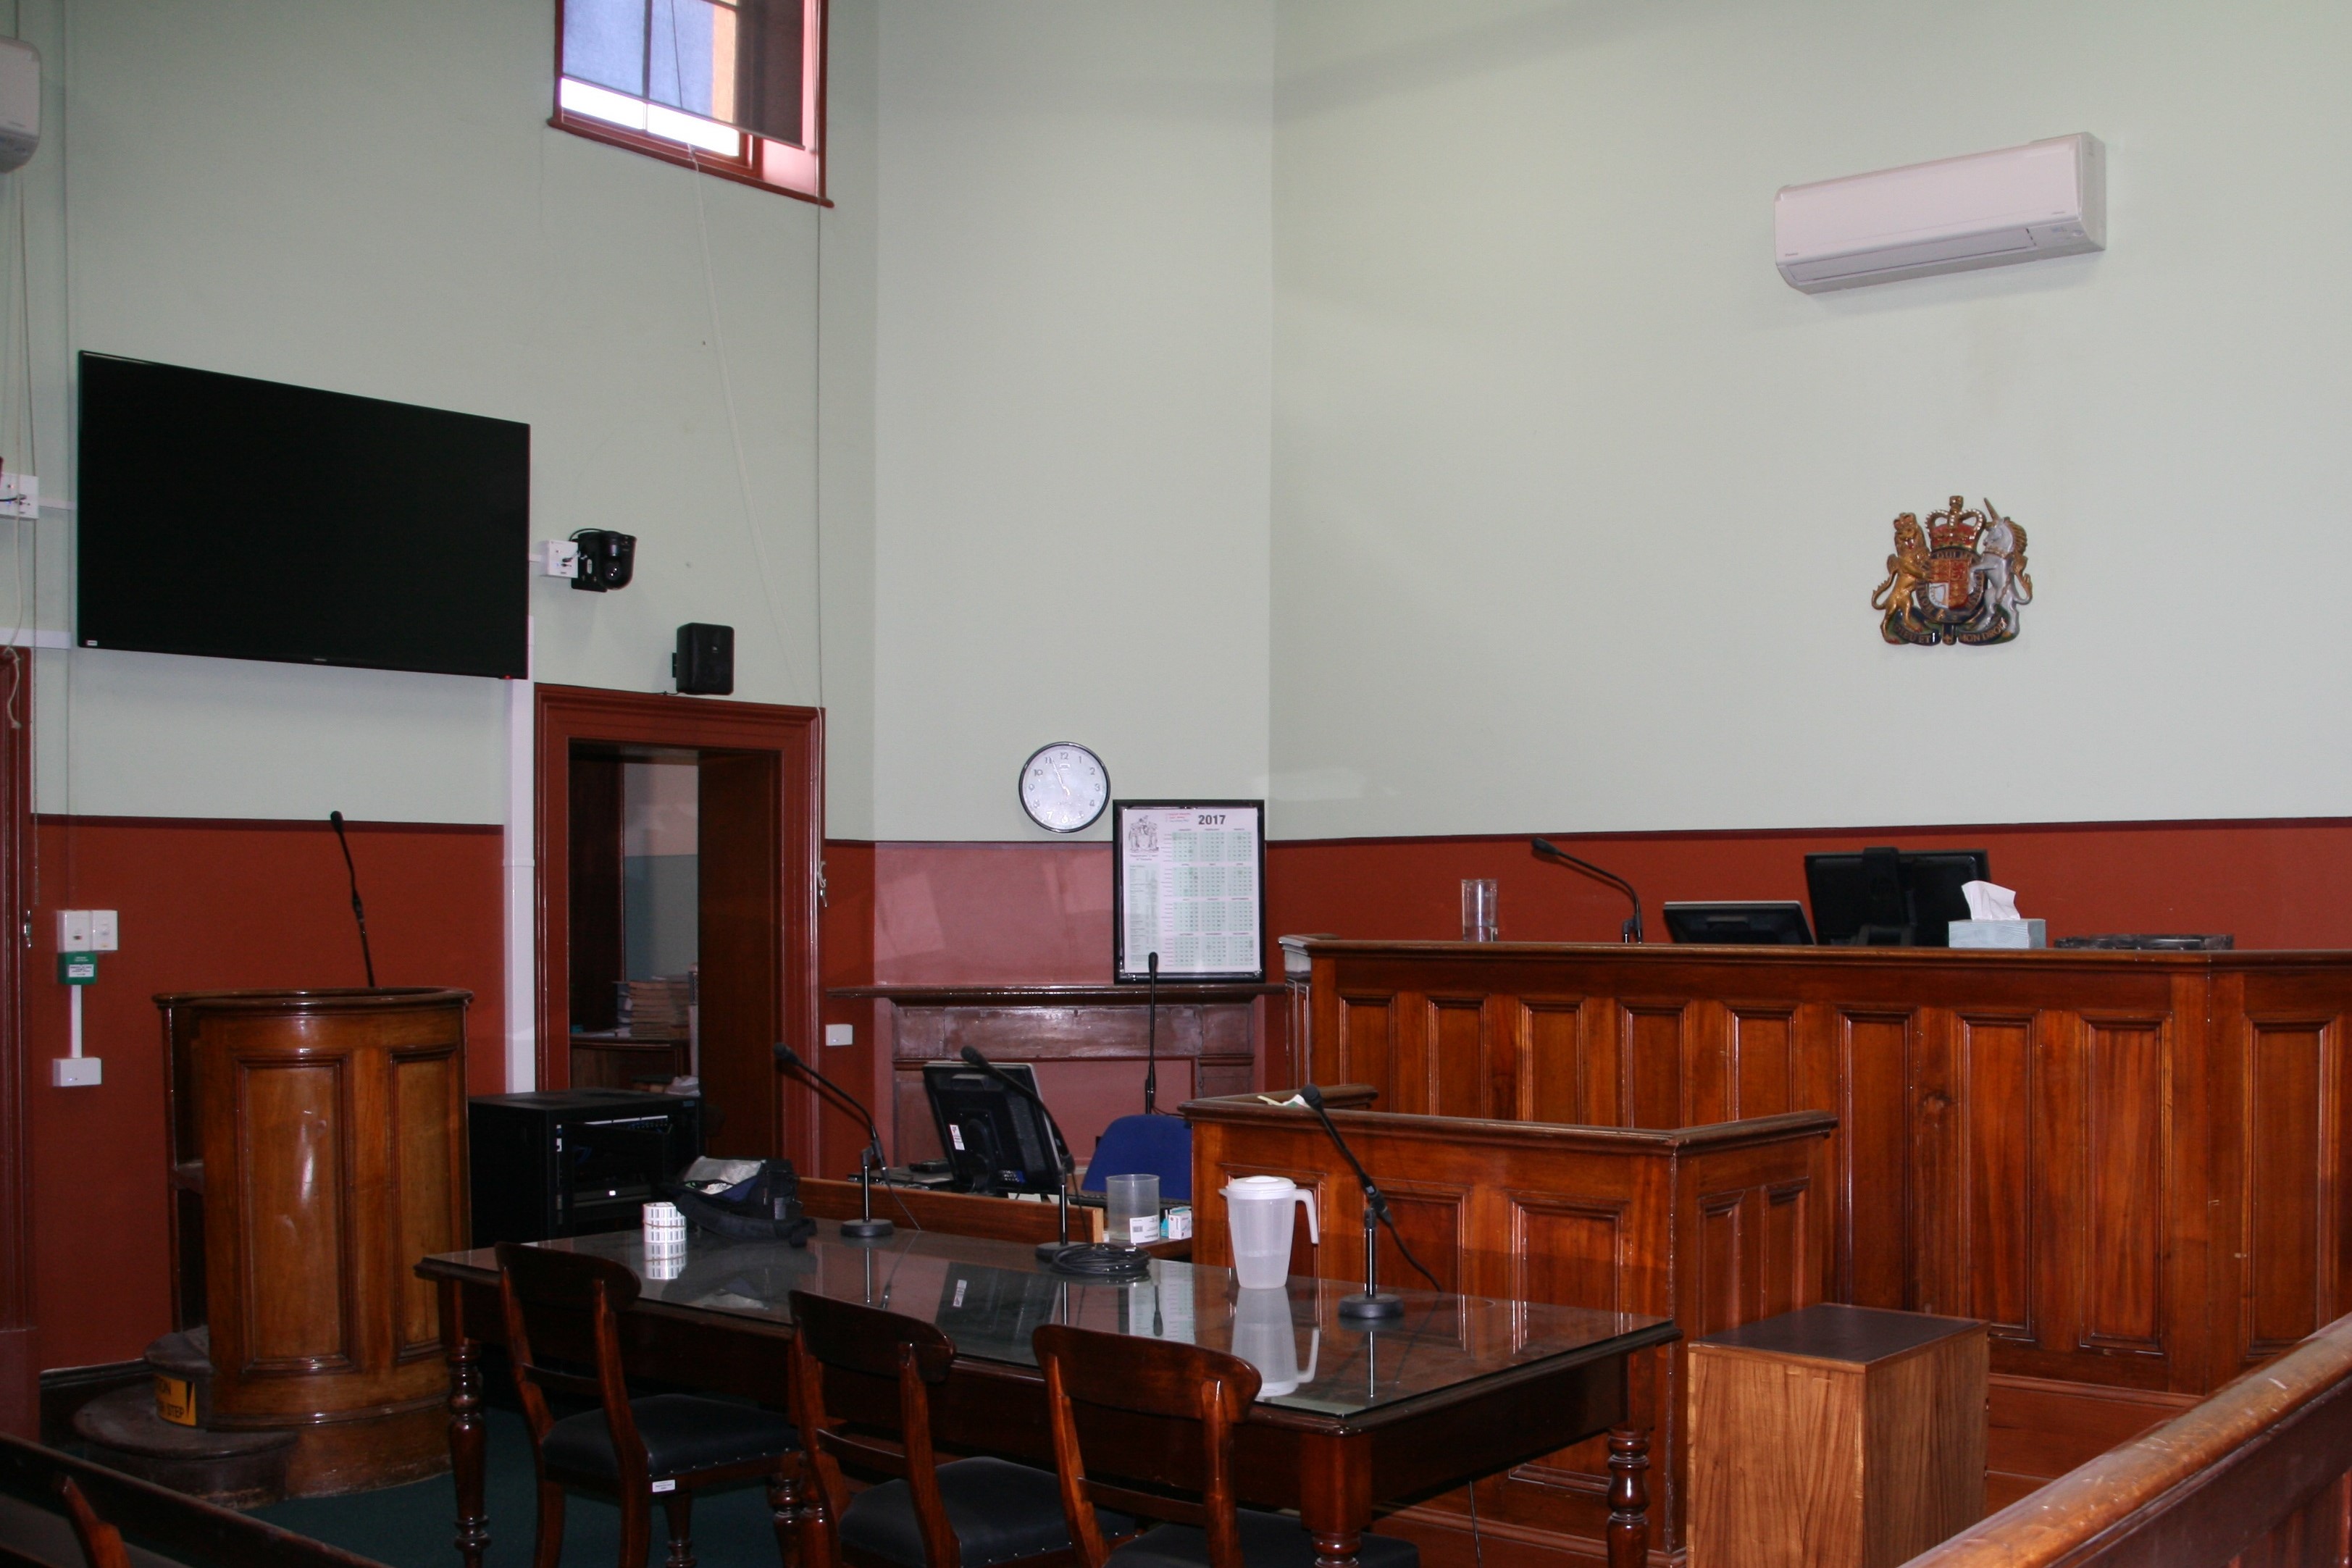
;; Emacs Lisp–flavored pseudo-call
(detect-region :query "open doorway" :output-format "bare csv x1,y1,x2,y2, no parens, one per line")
536,686,822,1162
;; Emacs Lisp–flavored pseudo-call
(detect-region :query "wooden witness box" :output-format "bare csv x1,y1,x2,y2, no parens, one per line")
1688,1305,1987,1568
1280,936,2352,1510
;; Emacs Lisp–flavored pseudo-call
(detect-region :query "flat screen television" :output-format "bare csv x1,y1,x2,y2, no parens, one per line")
76,352,530,679
1805,847,1990,947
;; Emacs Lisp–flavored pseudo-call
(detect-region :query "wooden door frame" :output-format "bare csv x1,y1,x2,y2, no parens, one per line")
535,685,823,1162
0,649,31,1436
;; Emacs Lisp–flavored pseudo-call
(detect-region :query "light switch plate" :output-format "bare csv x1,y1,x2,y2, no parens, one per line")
51,1057,101,1087
824,1023,854,1047
90,910,118,952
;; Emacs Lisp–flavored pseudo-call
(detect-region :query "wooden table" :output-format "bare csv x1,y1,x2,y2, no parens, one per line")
419,1223,1676,1568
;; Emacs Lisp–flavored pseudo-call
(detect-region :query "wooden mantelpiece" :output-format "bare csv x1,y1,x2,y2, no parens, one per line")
1281,936,2352,1505
829,984,1280,1165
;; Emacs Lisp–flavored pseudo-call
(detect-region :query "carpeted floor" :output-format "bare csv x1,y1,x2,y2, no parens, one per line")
256,1408,792,1568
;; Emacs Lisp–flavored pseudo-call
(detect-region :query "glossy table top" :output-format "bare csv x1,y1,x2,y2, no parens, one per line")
424,1220,1674,1419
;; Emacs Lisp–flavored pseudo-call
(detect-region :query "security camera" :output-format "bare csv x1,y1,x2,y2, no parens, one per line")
569,529,636,592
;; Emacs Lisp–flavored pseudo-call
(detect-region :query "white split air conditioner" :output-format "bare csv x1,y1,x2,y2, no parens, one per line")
1775,133,2104,293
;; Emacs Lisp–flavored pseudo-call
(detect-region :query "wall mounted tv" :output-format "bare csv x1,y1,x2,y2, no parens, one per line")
76,352,530,679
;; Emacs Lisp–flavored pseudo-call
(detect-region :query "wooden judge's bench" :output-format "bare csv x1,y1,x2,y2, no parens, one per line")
1181,936,2352,1567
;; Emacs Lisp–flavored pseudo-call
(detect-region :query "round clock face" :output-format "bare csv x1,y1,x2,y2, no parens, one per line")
1019,742,1109,834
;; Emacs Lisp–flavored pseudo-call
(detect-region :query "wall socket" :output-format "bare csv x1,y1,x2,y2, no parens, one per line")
824,1023,855,1047
54,910,118,952
0,471,35,522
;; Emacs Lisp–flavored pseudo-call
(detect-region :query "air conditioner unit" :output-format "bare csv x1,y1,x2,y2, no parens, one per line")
1775,133,2104,293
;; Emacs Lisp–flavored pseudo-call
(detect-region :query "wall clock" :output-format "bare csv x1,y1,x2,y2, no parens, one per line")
1018,742,1110,834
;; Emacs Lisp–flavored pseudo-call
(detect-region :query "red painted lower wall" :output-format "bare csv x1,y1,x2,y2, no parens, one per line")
25,815,503,1373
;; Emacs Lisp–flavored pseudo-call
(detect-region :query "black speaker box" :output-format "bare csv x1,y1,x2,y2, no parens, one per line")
674,622,735,695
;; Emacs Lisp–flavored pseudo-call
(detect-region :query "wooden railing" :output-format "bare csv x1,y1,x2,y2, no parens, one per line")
1904,1311,2352,1568
0,1435,389,1568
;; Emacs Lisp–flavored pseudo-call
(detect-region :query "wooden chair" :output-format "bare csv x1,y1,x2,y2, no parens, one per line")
1031,1325,1419,1568
56,1478,130,1568
496,1241,799,1568
787,1291,1126,1568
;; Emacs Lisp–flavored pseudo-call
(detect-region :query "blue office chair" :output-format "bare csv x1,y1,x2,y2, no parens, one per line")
1079,1115,1192,1202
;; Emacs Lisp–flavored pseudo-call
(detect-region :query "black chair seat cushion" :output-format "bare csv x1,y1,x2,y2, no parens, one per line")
1106,1511,1418,1568
543,1393,796,1481
840,1455,1135,1568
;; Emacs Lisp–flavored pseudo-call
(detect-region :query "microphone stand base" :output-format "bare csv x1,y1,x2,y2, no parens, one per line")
1338,1291,1405,1321
1043,1242,1155,1280
837,1217,895,1241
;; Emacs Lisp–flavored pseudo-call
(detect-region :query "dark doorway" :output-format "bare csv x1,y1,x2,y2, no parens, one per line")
536,687,821,1162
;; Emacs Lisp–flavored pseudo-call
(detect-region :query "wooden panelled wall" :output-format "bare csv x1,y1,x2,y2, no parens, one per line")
1284,937,2352,1503
1188,1097,1836,1561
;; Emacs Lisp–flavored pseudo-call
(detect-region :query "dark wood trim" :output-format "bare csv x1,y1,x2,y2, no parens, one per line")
830,984,1284,1003
32,813,501,835
534,685,823,1165
1271,814,2352,850
0,650,30,1440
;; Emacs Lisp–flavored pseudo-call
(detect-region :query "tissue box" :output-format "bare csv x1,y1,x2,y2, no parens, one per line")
1949,919,2046,949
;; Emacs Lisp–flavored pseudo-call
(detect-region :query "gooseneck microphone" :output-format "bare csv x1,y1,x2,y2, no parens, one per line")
1142,950,1160,1114
328,811,377,987
1297,1083,1439,1320
958,1045,1150,1279
775,1042,893,1239
1531,837,1646,944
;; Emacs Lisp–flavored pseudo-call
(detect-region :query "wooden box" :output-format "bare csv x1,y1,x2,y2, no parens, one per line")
1688,1304,1985,1568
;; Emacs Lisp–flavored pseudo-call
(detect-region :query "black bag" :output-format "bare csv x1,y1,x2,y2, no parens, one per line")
661,1159,816,1246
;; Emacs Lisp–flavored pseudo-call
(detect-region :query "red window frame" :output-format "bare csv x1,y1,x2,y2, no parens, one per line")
551,0,829,206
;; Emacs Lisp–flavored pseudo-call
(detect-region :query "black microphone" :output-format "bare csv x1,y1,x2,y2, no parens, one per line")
1531,837,1646,944
328,811,377,987
1296,1083,1434,1320
1142,950,1160,1115
775,1042,893,1239
958,1046,1148,1278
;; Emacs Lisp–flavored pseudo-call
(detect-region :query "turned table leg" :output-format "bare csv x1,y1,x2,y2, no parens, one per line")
1606,1426,1652,1568
442,1280,490,1568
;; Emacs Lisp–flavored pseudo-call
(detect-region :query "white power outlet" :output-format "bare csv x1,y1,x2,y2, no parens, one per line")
539,540,581,579
824,1023,855,1047
0,471,36,522
51,1057,101,1087
54,909,90,950
91,910,118,952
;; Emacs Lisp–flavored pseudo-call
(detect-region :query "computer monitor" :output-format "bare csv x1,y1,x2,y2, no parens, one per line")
921,1060,1066,1196
1662,902,1815,945
1804,847,1990,947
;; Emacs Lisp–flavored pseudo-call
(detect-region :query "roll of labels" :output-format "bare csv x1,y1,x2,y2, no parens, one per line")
643,1201,687,1279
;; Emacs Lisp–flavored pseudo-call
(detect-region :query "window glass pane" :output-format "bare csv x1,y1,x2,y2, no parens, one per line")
736,0,805,147
561,0,647,98
647,0,726,119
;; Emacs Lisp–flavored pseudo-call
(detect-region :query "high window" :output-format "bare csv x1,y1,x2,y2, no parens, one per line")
556,0,826,203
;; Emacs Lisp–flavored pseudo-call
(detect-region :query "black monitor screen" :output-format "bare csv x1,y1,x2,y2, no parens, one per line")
921,1060,1063,1196
1662,902,1815,945
76,352,530,679
1805,847,1990,947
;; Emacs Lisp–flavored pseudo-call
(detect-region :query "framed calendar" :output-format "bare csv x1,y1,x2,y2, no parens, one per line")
1111,800,1266,983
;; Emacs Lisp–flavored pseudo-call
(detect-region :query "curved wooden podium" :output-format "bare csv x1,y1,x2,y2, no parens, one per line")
160,988,470,1496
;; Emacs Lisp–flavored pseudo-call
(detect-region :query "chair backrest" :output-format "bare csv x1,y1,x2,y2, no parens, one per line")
494,1242,648,1487
57,1478,130,1568
1031,1324,1260,1568
1079,1115,1193,1202
787,1291,962,1568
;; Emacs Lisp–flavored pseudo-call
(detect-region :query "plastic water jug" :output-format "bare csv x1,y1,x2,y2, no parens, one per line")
1221,1174,1318,1290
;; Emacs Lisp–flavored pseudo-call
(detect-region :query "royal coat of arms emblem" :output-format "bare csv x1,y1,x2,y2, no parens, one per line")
1870,495,2032,646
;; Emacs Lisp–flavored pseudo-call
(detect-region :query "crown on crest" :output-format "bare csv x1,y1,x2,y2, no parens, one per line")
1925,494,1982,552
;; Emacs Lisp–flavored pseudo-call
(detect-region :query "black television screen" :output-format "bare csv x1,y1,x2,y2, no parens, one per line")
76,353,529,679
1662,902,1815,945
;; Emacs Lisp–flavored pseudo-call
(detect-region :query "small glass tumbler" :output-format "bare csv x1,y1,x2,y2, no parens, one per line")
1106,1173,1161,1247
1462,878,1499,942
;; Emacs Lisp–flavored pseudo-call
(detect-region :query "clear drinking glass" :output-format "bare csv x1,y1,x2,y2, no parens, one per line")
1106,1173,1161,1247
1462,878,1499,942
